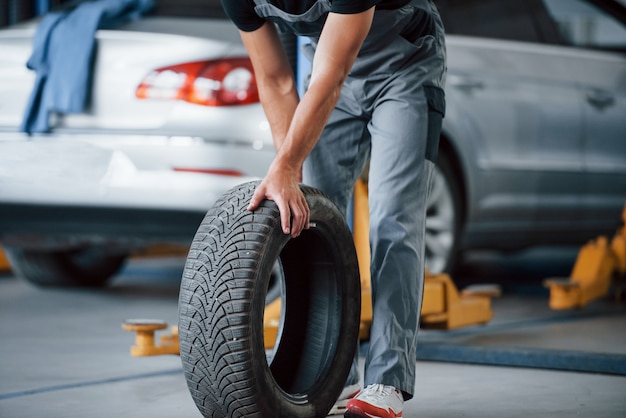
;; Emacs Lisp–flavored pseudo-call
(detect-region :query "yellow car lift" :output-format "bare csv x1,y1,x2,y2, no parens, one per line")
0,246,10,272
333,178,499,342
544,204,626,310
124,179,500,355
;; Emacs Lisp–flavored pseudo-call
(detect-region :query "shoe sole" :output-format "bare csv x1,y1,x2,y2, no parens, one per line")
345,413,374,418
329,385,361,415
344,406,401,418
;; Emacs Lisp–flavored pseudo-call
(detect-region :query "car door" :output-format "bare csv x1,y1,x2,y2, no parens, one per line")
439,0,587,246
542,0,626,233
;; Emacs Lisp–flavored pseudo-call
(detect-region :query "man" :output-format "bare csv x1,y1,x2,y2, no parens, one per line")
220,1,446,417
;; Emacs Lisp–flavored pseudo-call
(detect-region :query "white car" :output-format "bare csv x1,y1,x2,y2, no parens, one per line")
0,13,275,286
0,0,625,287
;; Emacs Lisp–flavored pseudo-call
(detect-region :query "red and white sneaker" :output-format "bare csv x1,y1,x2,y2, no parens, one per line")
328,383,361,416
344,384,403,418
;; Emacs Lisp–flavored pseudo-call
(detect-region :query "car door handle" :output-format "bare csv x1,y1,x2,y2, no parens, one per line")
447,75,484,91
586,89,615,110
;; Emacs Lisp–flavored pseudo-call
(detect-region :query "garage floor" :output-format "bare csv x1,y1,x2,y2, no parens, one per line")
1,253,625,418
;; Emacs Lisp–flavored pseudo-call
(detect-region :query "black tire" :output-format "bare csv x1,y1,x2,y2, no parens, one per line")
425,152,463,274
4,246,126,287
178,180,361,418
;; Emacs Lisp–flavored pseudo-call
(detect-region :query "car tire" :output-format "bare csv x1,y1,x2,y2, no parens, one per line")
426,152,463,274
178,180,361,418
4,246,126,287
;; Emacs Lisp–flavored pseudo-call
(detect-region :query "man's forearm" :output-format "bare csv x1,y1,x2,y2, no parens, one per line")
273,71,344,172
256,74,299,151
271,10,374,173
240,23,299,151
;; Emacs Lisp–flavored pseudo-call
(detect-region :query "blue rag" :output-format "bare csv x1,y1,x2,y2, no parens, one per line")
20,0,155,134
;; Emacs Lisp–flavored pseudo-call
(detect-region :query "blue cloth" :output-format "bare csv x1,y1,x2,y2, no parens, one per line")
20,0,155,134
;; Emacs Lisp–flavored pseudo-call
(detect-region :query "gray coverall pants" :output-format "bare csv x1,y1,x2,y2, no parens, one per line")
253,0,447,400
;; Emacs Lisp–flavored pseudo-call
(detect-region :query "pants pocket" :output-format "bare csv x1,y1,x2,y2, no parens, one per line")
424,84,445,162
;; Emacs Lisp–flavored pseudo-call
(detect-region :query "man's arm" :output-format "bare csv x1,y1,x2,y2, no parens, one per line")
240,22,299,151
242,8,375,237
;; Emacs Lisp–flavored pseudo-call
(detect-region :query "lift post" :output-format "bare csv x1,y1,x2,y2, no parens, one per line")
544,204,626,310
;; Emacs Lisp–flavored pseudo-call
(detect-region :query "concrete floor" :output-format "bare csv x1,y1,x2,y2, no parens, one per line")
1,254,625,417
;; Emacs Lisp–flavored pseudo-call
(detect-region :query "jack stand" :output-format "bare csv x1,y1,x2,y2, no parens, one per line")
544,204,626,310
122,319,179,356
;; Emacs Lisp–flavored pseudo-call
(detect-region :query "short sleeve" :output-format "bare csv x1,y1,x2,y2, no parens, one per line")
330,0,380,14
221,0,267,32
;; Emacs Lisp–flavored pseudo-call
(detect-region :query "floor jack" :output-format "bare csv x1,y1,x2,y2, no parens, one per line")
544,204,626,310
123,179,500,354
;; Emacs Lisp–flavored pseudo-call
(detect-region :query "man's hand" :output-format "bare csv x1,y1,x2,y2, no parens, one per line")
247,160,310,238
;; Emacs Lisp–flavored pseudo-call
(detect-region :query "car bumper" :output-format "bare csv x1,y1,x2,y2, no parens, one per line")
0,136,268,248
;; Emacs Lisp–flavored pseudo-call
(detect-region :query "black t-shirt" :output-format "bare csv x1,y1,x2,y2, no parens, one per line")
221,0,411,32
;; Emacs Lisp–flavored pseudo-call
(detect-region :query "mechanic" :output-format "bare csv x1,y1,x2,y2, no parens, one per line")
220,0,446,417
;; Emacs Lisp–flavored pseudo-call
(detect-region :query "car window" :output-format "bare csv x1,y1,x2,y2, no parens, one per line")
436,0,545,42
541,0,626,50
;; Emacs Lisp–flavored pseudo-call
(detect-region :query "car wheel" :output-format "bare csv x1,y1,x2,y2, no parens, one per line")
425,152,463,274
4,246,126,287
178,180,361,418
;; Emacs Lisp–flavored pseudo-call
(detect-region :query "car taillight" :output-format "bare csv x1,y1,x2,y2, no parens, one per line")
135,58,259,106
172,167,244,177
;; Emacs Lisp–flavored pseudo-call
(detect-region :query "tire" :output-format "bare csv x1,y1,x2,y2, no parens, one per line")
178,180,361,418
425,152,463,274
4,246,126,287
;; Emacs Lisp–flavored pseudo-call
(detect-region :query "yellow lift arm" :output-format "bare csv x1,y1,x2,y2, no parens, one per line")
544,204,626,310
348,178,499,339
0,246,10,272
